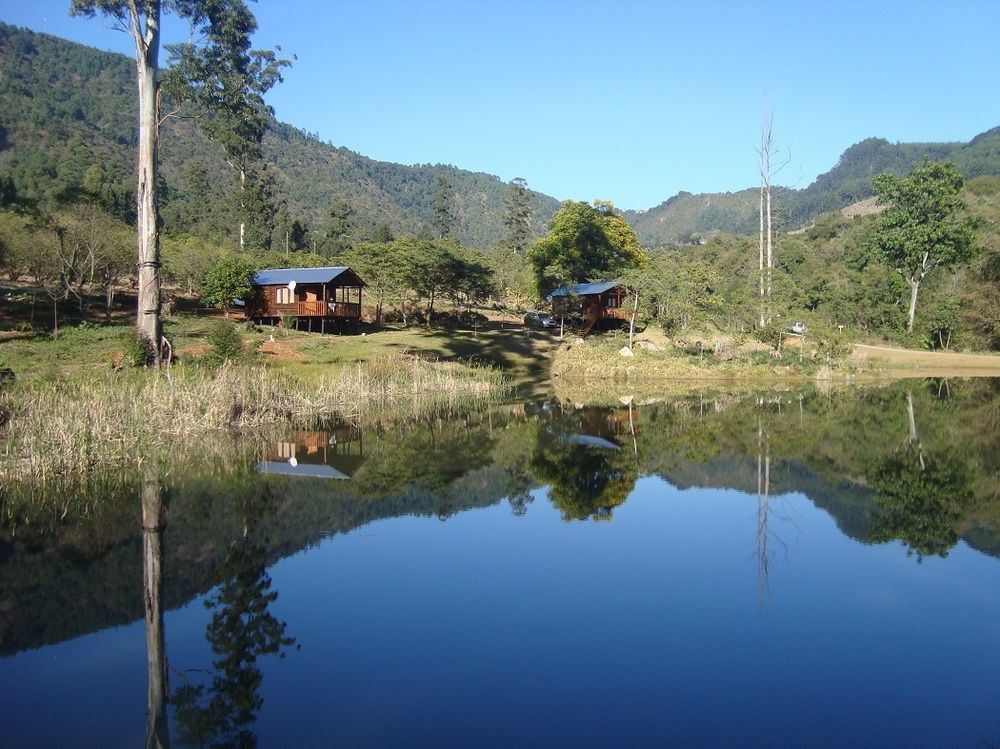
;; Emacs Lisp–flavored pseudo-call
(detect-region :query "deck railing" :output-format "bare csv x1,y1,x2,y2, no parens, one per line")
272,301,361,318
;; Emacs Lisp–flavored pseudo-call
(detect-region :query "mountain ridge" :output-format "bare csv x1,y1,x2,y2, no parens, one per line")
0,22,997,249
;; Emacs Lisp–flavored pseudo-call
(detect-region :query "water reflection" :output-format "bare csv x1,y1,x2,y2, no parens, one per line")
171,483,296,747
256,423,364,480
0,381,1000,672
530,403,640,521
866,390,975,560
142,467,169,749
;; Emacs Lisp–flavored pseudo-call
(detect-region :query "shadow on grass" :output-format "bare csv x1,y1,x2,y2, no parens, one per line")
379,321,559,378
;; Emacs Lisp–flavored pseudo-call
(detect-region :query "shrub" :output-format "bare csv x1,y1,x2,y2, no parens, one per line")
203,321,245,365
120,327,154,367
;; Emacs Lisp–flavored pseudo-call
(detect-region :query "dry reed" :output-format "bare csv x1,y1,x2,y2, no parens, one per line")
0,355,508,484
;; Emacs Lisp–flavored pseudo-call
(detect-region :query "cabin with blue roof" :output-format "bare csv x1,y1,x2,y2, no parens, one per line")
548,280,628,335
248,266,365,331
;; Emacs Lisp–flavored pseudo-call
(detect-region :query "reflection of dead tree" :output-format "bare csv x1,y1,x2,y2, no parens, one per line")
754,418,794,605
756,421,772,600
141,464,170,749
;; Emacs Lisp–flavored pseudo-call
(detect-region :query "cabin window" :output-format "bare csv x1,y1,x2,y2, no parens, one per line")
605,296,618,308
276,287,293,304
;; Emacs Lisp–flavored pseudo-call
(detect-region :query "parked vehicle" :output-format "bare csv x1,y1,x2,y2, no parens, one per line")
524,311,558,328
789,321,807,335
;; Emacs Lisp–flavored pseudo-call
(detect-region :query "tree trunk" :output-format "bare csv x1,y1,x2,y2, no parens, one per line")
906,278,920,333
133,6,162,365
758,184,765,328
628,291,638,350
106,284,114,323
239,167,246,252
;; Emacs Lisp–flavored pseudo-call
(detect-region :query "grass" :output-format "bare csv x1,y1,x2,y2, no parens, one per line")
550,327,861,383
0,356,509,484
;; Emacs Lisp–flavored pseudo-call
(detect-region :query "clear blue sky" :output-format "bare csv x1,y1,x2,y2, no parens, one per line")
2,0,998,209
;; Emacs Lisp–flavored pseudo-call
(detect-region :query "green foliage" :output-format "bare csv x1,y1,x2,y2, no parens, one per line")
203,321,246,365
527,200,647,296
431,171,455,239
866,160,976,330
502,177,532,253
202,255,256,310
868,443,974,558
120,326,154,367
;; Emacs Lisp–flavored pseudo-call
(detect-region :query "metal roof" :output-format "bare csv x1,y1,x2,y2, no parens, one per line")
548,280,619,298
255,460,350,480
561,434,621,450
253,266,351,286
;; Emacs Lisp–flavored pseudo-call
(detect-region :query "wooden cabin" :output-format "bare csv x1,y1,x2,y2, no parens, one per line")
256,424,365,480
248,266,365,331
548,280,629,335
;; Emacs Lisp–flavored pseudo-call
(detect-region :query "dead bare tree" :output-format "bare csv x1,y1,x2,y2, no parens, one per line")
756,105,791,327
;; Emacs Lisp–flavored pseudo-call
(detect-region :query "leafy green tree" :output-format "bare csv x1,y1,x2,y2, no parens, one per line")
162,234,224,294
866,161,976,332
240,166,276,253
339,240,411,324
71,0,286,362
323,198,355,255
431,172,454,239
503,177,532,253
527,200,647,296
202,255,256,318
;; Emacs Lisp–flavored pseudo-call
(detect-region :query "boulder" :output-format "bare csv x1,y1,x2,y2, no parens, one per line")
619,346,635,358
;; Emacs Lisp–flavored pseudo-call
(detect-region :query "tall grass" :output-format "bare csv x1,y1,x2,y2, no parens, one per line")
0,355,509,484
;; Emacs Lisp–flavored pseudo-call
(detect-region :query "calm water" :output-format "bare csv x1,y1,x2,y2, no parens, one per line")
2,379,999,747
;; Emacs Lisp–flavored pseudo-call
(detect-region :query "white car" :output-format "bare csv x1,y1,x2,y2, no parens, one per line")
789,321,806,335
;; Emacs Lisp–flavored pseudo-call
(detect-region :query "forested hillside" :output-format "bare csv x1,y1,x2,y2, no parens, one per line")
2,22,997,251
625,129,1000,246
0,23,559,250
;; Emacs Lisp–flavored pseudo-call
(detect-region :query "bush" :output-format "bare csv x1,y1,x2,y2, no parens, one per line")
120,327,154,367
0,365,15,390
203,321,245,365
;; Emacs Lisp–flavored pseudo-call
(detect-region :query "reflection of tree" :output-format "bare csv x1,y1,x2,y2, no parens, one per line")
530,427,638,521
173,485,295,748
868,443,974,559
142,466,170,749
867,391,975,559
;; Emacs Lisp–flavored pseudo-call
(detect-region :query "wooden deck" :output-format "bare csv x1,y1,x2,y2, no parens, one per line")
271,301,362,318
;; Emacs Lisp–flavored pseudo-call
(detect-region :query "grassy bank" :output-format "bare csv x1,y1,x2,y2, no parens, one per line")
0,356,509,483
550,329,860,383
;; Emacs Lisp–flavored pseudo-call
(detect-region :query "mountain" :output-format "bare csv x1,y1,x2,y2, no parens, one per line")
0,23,560,250
625,128,1000,247
1,22,997,250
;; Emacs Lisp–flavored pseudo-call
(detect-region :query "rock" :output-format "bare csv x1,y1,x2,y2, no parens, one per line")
636,340,661,352
574,337,587,346
618,346,634,358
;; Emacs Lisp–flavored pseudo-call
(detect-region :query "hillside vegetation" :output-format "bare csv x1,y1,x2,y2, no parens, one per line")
0,23,558,250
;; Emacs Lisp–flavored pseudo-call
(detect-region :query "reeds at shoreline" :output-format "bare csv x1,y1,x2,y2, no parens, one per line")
0,355,508,484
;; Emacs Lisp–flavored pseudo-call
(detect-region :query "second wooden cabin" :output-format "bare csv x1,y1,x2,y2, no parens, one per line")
548,280,629,335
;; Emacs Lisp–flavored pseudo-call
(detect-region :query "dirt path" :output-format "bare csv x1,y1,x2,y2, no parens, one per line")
853,344,1000,375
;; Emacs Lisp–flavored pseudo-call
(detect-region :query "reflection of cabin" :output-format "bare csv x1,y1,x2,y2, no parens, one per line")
256,424,364,480
548,280,628,335
249,266,365,331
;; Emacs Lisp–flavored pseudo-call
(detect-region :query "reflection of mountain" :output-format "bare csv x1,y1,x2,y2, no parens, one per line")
2,383,998,656
656,456,876,542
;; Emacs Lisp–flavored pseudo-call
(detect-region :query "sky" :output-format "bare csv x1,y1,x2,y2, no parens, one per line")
2,0,998,210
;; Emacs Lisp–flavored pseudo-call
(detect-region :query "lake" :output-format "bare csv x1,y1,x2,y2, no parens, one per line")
1,379,998,747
